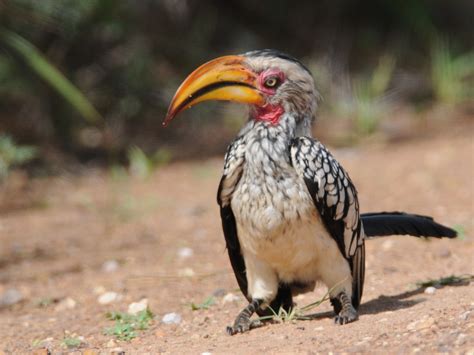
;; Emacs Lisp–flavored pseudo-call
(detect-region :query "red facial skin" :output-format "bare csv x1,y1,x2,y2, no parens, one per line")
254,69,285,124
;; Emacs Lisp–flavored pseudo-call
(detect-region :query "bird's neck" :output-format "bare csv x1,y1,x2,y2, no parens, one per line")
243,112,312,140
240,113,312,168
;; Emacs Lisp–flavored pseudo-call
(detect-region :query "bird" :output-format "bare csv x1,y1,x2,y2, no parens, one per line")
164,49,457,335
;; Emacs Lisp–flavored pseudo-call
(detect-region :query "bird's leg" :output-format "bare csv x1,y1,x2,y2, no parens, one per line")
331,291,358,325
226,298,264,335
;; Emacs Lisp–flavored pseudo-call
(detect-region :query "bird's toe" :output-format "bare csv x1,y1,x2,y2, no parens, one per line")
334,307,358,325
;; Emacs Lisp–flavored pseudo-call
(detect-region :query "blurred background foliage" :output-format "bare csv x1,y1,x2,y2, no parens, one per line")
0,0,472,177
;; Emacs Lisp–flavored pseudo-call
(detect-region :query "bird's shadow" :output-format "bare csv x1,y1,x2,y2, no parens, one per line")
301,278,471,321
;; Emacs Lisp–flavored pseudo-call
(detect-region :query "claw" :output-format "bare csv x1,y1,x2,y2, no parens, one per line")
226,298,264,335
334,306,358,325
332,291,358,325
226,318,263,335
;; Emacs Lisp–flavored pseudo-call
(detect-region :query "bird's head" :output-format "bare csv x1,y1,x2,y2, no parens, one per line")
164,50,319,127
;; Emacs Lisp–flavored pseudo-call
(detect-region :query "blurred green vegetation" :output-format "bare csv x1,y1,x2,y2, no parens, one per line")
0,0,472,171
0,134,36,180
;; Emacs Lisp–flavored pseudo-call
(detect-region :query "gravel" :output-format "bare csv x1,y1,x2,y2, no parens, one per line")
98,292,120,305
162,312,182,324
0,288,23,307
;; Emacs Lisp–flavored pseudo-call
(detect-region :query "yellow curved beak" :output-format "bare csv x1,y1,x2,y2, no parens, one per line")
163,55,264,126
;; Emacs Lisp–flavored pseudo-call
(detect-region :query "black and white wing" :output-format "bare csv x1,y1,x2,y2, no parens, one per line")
217,135,293,314
217,135,247,298
290,136,366,308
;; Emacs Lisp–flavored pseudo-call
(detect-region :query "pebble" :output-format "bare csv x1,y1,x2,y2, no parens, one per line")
102,260,119,273
314,326,324,331
106,339,116,348
212,288,226,297
155,329,166,337
201,352,212,355
424,286,437,295
98,292,120,305
0,288,23,307
54,297,76,311
437,249,451,258
455,333,467,345
93,286,106,295
162,312,182,324
406,317,435,331
222,293,239,303
178,268,195,277
111,347,124,354
128,298,148,315
177,247,194,259
460,310,471,321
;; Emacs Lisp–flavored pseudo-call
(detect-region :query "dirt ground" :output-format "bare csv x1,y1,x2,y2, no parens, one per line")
0,123,473,354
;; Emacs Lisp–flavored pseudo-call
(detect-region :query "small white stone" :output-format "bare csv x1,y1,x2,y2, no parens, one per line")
177,247,194,259
424,286,436,295
314,326,324,331
98,292,120,305
162,312,182,324
102,260,119,273
455,333,467,345
459,310,471,321
406,317,435,331
128,298,148,315
0,288,23,306
178,268,195,277
201,352,212,355
222,293,239,304
55,297,76,311
93,285,106,295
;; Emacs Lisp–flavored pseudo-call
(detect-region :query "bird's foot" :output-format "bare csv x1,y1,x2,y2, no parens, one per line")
226,298,264,335
333,291,358,325
334,306,358,324
226,318,263,335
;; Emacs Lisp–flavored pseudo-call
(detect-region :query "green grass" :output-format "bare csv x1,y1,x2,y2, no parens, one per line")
190,296,215,311
416,274,473,288
258,292,331,323
256,279,348,323
61,336,83,349
105,308,154,341
0,134,37,180
431,39,474,105
453,224,466,240
128,146,172,179
0,28,102,124
352,55,396,135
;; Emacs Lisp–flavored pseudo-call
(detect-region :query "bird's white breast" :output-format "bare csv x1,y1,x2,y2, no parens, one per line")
230,128,336,284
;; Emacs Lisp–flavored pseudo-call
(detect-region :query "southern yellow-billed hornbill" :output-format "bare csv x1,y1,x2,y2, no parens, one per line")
164,50,457,335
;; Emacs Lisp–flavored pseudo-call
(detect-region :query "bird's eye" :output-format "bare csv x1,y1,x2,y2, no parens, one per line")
264,76,280,88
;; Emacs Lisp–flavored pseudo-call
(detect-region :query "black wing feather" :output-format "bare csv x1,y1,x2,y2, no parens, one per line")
361,212,457,238
291,137,365,308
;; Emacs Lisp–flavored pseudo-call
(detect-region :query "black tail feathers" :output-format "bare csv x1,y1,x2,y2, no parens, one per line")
361,212,457,239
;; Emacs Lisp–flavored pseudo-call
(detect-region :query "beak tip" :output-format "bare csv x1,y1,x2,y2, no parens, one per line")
163,111,175,127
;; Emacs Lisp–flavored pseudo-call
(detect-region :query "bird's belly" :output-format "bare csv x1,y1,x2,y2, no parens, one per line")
231,176,334,283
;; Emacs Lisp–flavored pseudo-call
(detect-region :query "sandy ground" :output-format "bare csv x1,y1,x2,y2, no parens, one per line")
0,126,473,354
